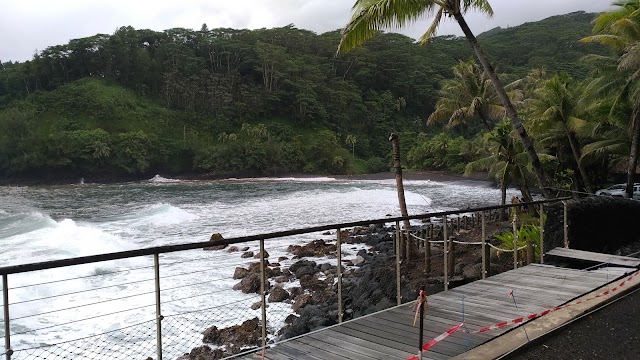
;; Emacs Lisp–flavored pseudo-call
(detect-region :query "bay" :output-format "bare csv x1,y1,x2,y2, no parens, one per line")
0,175,517,358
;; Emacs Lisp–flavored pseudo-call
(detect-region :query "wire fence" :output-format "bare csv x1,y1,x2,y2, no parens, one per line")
0,198,569,360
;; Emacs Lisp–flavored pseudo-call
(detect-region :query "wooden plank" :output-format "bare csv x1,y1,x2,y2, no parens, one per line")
308,329,411,360
274,340,348,360
240,260,626,360
313,328,416,359
352,314,477,349
295,336,373,360
545,248,640,267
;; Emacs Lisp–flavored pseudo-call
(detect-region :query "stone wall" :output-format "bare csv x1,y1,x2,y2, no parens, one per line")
544,197,640,253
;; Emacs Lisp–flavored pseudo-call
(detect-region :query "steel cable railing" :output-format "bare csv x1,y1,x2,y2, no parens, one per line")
0,198,570,360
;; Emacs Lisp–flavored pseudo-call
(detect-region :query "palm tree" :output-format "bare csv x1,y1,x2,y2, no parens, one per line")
345,134,357,155
529,75,593,194
428,59,516,130
582,0,640,198
338,0,550,198
465,121,533,219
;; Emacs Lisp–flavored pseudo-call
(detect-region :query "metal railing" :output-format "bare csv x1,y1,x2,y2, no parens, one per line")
0,198,569,360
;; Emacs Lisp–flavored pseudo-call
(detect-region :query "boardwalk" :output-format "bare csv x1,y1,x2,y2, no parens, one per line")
238,262,637,360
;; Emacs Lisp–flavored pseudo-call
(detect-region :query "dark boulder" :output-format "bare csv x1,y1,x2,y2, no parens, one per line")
233,267,249,280
287,240,336,258
268,286,290,302
289,260,316,274
232,274,269,294
203,233,227,250
202,317,261,349
176,345,224,360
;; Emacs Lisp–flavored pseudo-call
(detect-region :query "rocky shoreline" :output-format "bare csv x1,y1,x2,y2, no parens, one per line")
178,216,516,360
176,197,640,360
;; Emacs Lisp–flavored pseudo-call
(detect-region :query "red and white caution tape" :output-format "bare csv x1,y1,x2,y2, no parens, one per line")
412,290,428,327
473,269,640,334
406,322,464,360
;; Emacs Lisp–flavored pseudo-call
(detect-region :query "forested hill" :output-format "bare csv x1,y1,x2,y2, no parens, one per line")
0,11,607,182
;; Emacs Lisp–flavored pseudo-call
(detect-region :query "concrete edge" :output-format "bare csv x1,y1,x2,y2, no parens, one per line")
451,268,640,360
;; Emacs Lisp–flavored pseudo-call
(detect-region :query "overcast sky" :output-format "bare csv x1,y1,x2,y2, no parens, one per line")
1,0,613,62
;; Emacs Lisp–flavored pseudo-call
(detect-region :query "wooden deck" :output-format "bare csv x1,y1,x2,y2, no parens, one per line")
545,247,640,268
237,262,636,360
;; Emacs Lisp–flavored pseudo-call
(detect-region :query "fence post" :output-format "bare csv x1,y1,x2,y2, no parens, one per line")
259,238,267,353
563,201,569,248
443,215,449,291
464,216,468,230
481,211,487,279
425,231,431,274
3,275,11,360
539,203,545,264
448,236,455,278
395,221,402,306
153,254,163,360
336,228,343,323
513,214,518,270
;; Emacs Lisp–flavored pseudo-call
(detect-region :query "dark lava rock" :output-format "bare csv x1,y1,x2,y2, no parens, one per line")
241,251,254,258
288,239,336,258
227,246,240,253
268,286,290,302
176,345,224,360
233,267,249,279
232,274,269,294
289,260,316,274
254,250,269,259
292,293,312,312
202,317,261,349
251,301,262,310
203,233,227,251
278,256,289,262
294,265,318,278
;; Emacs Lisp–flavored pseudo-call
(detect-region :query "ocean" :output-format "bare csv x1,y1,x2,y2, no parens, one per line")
0,175,516,359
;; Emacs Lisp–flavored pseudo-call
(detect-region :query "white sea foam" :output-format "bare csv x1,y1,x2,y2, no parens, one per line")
147,174,180,183
0,177,519,358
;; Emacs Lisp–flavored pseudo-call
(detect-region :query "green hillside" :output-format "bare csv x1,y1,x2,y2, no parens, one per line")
0,11,608,182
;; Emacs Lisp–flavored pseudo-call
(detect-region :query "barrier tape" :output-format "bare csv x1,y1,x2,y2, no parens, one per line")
413,290,428,327
406,322,464,360
472,269,640,334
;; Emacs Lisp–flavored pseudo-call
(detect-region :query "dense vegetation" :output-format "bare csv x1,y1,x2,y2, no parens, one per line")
0,11,614,187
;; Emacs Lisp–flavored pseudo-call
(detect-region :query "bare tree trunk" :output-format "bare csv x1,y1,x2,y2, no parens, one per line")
453,13,550,199
500,179,507,221
566,132,593,194
626,110,640,198
389,133,412,258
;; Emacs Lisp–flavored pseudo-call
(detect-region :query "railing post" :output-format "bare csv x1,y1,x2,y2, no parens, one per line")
481,210,487,279
3,275,12,360
448,236,455,278
336,228,343,323
443,215,449,291
395,221,402,306
153,254,163,360
513,213,518,270
539,203,545,264
563,201,569,248
259,238,267,353
425,231,431,274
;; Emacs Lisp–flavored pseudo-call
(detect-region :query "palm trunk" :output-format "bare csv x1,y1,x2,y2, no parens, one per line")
478,111,492,130
566,131,593,194
453,13,550,199
389,133,412,258
626,111,640,198
516,165,533,202
500,179,507,221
